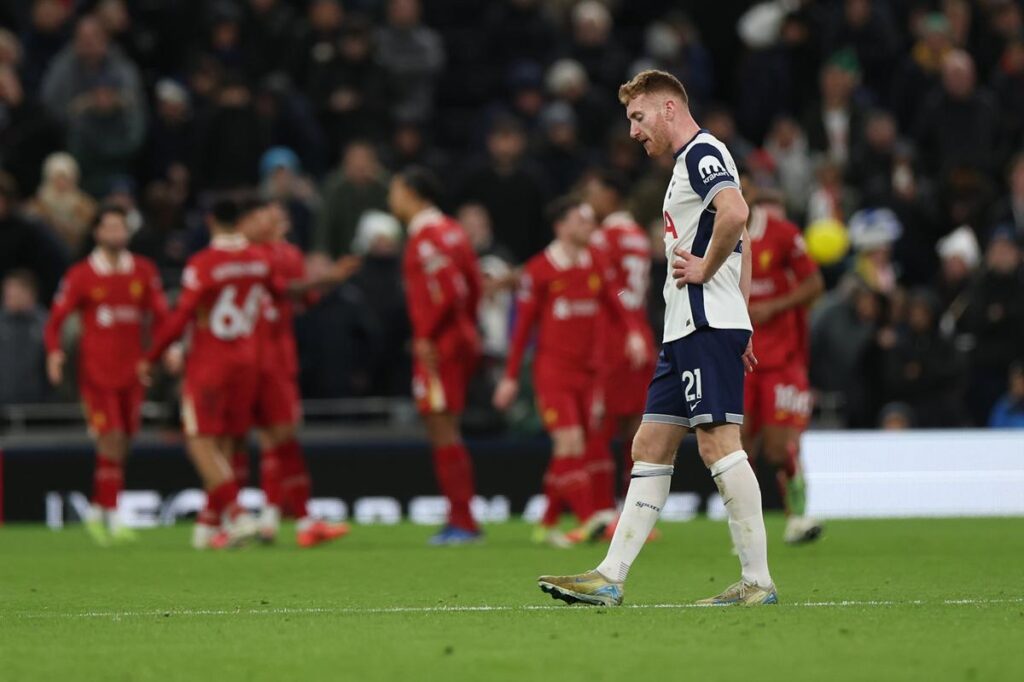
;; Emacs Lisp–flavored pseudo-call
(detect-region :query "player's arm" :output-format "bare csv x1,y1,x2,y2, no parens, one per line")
493,268,543,410
749,229,825,325
43,268,82,385
740,227,752,306
286,254,361,300
596,258,649,370
673,187,749,287
139,267,204,383
406,238,462,343
144,263,171,329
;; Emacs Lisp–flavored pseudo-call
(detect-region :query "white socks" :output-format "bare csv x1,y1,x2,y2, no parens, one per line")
596,461,674,583
710,451,772,587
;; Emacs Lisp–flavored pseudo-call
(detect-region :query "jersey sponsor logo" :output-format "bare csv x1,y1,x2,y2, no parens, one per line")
210,260,270,282
697,155,729,184
663,211,678,239
773,384,812,417
552,297,599,320
95,304,141,327
750,279,777,297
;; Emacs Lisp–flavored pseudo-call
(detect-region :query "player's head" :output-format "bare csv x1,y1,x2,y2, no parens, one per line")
548,195,596,247
265,201,291,241
92,204,130,252
238,198,272,243
207,196,241,235
583,168,629,221
389,165,442,224
618,69,689,157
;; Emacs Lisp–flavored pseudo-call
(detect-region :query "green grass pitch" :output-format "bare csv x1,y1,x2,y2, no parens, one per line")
2,517,1022,681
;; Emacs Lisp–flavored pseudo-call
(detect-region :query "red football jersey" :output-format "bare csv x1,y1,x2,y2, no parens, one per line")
147,234,279,380
45,250,168,389
747,206,818,369
402,208,482,357
591,212,656,369
253,240,309,379
505,241,635,382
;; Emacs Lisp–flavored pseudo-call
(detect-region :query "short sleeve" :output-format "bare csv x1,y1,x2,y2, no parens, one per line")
685,142,740,210
783,224,818,280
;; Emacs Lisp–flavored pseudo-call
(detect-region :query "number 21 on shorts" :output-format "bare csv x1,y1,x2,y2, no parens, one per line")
682,368,702,406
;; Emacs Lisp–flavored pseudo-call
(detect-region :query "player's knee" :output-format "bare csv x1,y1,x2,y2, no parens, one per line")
762,429,798,467
551,427,584,457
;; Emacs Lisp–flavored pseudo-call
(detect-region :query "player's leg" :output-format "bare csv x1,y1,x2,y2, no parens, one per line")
81,385,131,546
583,386,617,515
761,425,822,544
693,422,776,604
538,348,685,605
539,420,685,606
423,411,480,544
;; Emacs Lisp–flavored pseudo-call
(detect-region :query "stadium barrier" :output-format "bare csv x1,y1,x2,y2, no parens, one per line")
1,430,1021,526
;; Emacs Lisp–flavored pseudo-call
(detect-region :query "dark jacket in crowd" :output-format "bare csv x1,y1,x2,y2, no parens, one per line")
0,306,50,405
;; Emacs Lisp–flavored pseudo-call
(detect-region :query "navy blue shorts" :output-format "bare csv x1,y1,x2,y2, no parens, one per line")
642,327,751,428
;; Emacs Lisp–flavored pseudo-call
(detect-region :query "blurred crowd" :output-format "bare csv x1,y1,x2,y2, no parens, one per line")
0,0,1022,430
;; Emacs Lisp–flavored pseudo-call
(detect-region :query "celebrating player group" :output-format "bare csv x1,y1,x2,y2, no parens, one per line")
45,68,821,589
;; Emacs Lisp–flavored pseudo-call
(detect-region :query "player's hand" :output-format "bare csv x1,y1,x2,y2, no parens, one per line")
331,254,362,282
492,377,519,411
672,247,707,288
742,338,758,374
748,300,780,325
624,331,649,370
137,360,154,387
413,338,439,371
162,345,184,376
46,351,65,386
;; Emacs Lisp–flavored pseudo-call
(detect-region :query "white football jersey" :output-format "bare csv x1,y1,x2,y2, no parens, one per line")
660,130,751,342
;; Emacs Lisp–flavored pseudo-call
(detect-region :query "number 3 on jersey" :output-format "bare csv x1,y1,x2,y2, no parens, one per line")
210,284,265,340
682,368,702,407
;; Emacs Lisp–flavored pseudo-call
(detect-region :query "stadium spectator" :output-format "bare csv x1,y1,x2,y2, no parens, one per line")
129,180,189,285
192,74,267,191
375,0,445,124
987,154,1024,241
66,71,146,198
0,64,61,197
483,0,557,71
935,226,982,331
288,0,344,92
459,116,549,263
381,120,449,181
880,289,967,427
802,51,867,168
890,13,954,132
457,202,513,359
0,269,50,405
958,227,1024,424
822,0,900,98
141,79,195,187
200,2,245,74
536,102,591,196
242,0,297,81
631,18,714,108
545,58,615,149
24,152,96,256
254,75,327,178
563,1,630,94
19,0,73,95
40,15,143,127
703,105,755,167
259,146,317,251
990,39,1024,153
913,50,1000,179
988,361,1024,428
309,15,387,159
849,208,902,294
315,140,388,257
763,116,813,222
878,401,913,430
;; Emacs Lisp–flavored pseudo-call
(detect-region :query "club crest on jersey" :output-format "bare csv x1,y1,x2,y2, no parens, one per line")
697,155,729,184
588,273,601,292
130,280,144,299
759,250,773,270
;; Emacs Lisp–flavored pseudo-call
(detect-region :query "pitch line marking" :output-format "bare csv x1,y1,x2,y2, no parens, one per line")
4,598,1023,621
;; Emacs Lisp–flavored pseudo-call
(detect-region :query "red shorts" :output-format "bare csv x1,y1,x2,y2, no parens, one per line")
602,360,655,418
744,363,813,437
182,367,259,437
80,383,143,436
412,354,478,415
254,369,302,428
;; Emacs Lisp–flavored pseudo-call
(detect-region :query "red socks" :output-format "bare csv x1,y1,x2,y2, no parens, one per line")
92,455,123,510
546,456,595,525
585,426,617,511
433,444,478,531
277,439,311,519
261,445,284,509
207,480,241,520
